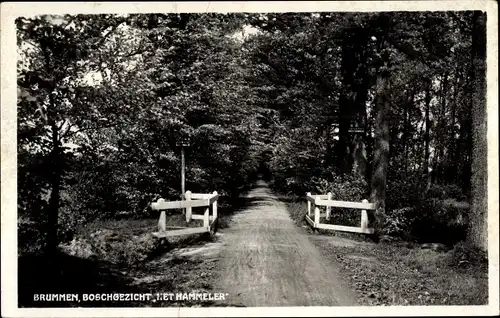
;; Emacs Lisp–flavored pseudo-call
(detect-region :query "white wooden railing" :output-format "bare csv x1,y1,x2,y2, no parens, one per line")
305,192,375,234
151,191,218,238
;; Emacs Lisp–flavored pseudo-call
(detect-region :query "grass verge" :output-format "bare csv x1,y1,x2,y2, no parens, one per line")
282,199,488,306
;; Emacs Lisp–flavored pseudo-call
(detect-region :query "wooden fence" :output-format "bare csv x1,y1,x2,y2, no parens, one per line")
305,192,375,234
150,191,218,238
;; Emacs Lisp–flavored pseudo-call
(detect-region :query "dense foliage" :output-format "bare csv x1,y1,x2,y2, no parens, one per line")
17,13,260,254
17,11,486,254
243,12,477,194
242,12,485,243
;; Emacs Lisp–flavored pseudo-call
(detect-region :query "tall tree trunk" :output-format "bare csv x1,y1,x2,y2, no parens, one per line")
340,35,371,178
370,72,391,237
352,133,367,179
352,74,370,180
336,40,355,174
448,72,460,183
468,11,487,251
402,88,414,178
423,78,432,190
41,49,63,255
337,97,353,174
46,119,62,255
433,73,448,184
455,70,472,190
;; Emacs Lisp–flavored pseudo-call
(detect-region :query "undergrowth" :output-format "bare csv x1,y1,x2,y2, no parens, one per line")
18,193,250,308
315,239,488,306
282,198,488,306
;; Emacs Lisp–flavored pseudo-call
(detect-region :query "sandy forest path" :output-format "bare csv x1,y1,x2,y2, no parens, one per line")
215,180,357,307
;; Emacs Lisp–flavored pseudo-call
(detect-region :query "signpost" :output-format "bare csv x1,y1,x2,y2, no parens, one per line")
176,137,190,213
347,116,366,134
348,127,364,134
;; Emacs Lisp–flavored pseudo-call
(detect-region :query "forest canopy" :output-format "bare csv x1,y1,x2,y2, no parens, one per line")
16,11,487,254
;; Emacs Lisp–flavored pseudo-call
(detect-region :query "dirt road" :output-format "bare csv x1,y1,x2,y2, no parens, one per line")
216,181,357,307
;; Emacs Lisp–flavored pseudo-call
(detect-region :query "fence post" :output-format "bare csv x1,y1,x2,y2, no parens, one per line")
185,190,192,222
306,192,311,217
326,192,332,221
212,191,218,221
314,201,320,227
204,206,210,229
157,198,166,232
361,199,369,232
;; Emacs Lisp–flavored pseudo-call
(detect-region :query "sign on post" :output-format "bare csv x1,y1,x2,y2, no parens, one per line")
176,136,191,214
348,127,364,134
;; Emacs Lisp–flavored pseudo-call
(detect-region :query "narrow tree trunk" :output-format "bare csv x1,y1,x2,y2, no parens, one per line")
370,72,391,237
352,75,370,180
337,91,354,174
337,100,352,174
468,11,487,251
423,78,432,190
46,119,62,255
39,46,66,256
433,72,448,184
402,88,414,178
352,133,367,179
335,38,357,174
455,70,472,190
448,72,459,182
389,125,399,160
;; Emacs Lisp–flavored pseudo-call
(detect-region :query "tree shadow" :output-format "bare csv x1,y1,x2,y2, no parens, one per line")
18,188,269,308
18,251,142,307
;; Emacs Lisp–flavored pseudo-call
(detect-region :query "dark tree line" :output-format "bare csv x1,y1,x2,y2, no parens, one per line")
17,11,488,254
243,11,487,245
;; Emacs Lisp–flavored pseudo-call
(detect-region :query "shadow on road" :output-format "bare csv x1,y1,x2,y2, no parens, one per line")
18,251,141,307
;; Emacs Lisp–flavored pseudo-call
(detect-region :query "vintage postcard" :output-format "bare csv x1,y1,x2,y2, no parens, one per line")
1,1,498,317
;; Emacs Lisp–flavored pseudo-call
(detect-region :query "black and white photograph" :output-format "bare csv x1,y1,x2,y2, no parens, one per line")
1,1,498,317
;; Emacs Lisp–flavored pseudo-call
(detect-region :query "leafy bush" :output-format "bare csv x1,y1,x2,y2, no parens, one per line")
384,207,416,240
386,179,426,211
61,229,167,267
426,183,468,201
412,198,469,245
446,241,487,270
311,172,369,227
18,218,46,256
267,129,327,195
384,176,470,244
385,198,469,244
313,172,368,202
